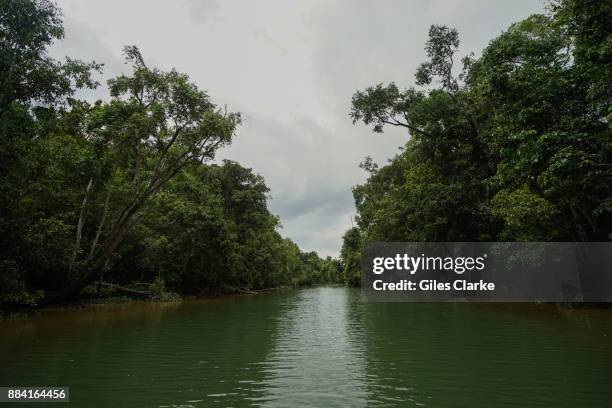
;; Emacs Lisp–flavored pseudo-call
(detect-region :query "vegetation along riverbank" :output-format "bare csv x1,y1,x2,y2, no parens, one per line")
0,0,343,308
340,0,611,285
1,0,610,308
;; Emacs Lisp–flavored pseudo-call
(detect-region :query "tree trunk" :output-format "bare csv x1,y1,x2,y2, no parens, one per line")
62,217,132,300
69,178,93,274
99,282,151,296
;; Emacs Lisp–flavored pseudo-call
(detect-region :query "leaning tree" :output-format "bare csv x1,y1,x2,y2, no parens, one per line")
63,46,240,299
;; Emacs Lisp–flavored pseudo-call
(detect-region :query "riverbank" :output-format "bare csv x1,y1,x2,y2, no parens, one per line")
0,283,310,321
3,286,610,324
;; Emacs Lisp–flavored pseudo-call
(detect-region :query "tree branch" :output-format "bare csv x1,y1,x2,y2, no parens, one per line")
87,189,111,262
69,177,93,274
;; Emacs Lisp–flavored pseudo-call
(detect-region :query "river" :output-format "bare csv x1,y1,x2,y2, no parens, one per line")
1,287,611,407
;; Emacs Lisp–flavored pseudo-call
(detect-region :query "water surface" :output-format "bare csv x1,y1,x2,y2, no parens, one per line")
1,287,611,407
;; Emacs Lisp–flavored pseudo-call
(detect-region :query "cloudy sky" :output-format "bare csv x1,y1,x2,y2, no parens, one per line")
52,0,545,257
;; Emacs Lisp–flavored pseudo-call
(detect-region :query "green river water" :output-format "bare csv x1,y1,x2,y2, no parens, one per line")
1,287,611,407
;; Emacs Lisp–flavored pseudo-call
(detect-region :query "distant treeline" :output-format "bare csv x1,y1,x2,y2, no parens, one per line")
341,0,611,285
0,0,342,306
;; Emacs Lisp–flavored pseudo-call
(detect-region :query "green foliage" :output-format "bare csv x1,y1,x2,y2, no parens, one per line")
0,0,335,306
0,261,44,306
117,160,335,295
0,0,101,110
52,43,246,298
148,276,180,302
340,227,362,286
491,186,561,241
342,0,612,280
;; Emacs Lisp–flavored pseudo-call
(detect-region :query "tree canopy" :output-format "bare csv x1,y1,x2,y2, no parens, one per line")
342,0,611,285
0,0,340,306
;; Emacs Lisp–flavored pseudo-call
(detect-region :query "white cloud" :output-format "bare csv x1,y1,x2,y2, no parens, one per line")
53,0,545,257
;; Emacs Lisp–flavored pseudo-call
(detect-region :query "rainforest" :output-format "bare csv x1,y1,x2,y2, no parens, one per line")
1,1,611,407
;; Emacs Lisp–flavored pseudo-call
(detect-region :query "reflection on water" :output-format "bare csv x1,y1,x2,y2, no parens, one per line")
1,287,612,407
257,287,367,407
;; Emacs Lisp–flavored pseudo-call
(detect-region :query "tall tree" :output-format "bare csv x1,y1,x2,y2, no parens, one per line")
0,0,99,304
62,47,241,298
342,0,612,281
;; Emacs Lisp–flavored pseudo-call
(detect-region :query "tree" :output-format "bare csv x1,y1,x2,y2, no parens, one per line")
1,0,330,306
349,24,495,244
62,47,241,299
340,227,363,286
343,0,611,280
0,0,99,304
0,0,100,111
470,2,612,240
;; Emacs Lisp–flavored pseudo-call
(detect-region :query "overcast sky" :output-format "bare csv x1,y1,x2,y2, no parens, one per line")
52,0,545,257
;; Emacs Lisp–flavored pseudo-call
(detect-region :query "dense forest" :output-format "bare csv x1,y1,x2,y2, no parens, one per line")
0,0,342,306
341,0,611,285
2,0,610,304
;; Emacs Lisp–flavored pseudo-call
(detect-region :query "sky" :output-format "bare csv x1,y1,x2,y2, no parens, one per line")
52,0,546,257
